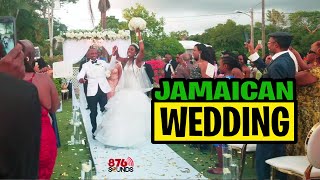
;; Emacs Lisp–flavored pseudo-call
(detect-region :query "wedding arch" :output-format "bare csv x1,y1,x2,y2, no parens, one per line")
57,29,132,64
54,29,132,109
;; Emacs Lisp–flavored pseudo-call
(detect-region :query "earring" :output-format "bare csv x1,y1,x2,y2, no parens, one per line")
26,57,30,61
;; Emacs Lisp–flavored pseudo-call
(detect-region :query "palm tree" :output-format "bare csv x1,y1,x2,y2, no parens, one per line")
98,0,110,29
88,0,110,29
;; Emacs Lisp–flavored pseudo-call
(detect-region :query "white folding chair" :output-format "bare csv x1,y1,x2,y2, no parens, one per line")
266,122,320,180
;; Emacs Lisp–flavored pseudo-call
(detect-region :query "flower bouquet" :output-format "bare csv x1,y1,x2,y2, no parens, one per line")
128,17,147,31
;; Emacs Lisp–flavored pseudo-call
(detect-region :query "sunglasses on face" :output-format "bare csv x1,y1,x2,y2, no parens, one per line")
308,50,317,54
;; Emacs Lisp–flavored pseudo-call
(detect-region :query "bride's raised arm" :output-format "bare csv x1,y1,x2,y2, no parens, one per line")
135,29,145,68
113,46,129,64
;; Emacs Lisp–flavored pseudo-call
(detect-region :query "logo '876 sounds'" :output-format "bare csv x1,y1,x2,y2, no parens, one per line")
108,157,134,173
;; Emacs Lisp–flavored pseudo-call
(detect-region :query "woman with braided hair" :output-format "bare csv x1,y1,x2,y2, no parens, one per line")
218,55,244,79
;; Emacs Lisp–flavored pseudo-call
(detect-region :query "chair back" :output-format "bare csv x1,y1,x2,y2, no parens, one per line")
305,122,320,169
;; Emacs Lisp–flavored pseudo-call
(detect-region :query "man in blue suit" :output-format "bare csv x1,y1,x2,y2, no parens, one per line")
247,32,296,180
247,32,296,79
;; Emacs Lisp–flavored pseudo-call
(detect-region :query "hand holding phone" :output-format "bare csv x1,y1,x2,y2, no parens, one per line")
0,43,25,79
0,16,16,56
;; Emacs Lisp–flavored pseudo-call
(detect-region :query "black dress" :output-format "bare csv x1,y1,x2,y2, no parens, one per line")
0,73,41,178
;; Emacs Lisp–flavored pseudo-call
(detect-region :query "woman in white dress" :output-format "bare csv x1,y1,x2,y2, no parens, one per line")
94,29,153,147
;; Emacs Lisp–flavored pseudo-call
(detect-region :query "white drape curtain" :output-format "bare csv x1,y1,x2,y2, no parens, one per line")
62,39,131,64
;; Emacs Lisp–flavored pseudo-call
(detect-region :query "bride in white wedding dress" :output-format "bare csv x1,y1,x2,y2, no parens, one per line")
94,29,153,148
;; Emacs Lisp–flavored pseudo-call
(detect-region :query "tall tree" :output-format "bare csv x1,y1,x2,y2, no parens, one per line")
98,0,110,29
96,16,127,31
0,0,32,18
35,0,78,57
266,9,287,27
122,3,165,39
170,30,189,40
200,20,246,53
288,11,320,54
88,0,110,29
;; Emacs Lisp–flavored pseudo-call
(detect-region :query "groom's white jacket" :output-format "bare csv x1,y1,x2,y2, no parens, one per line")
77,59,111,96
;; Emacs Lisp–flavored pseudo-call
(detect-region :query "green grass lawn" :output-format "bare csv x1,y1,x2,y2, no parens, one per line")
168,144,256,180
52,99,93,179
52,99,256,179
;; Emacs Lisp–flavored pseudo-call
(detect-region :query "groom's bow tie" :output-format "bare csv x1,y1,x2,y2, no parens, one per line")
91,60,97,64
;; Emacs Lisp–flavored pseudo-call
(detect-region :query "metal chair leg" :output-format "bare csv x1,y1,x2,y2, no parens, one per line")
252,153,255,168
270,167,275,180
239,144,247,180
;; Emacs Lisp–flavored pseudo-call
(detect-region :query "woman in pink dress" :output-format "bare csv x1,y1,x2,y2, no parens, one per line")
21,40,60,179
107,60,122,100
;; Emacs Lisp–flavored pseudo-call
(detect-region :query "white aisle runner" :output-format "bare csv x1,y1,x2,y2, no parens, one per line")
78,86,206,179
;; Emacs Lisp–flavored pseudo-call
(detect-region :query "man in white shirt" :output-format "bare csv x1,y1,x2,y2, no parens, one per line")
77,47,111,139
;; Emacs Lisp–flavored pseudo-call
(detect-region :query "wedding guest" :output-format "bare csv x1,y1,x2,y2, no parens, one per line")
190,44,213,79
208,55,243,174
164,53,178,78
144,61,154,85
21,40,60,179
143,60,154,97
247,32,295,180
286,41,320,157
33,57,61,148
173,53,193,79
0,43,41,179
96,46,108,61
206,46,217,66
238,54,250,78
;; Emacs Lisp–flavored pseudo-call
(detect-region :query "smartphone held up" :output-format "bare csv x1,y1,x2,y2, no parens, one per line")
0,16,16,58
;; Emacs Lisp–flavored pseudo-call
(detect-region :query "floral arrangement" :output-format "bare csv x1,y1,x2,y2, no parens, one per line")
54,30,131,42
128,17,147,31
146,59,166,85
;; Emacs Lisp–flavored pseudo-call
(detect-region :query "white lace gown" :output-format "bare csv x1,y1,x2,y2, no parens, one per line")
94,60,153,148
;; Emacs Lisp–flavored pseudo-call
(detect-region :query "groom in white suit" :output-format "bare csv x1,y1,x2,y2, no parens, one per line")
77,47,111,139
